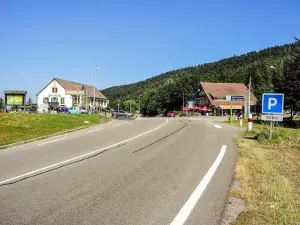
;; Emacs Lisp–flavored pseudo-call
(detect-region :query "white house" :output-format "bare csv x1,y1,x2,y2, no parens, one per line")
36,78,109,112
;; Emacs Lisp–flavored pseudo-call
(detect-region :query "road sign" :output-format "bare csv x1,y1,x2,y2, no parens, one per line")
261,114,283,121
231,96,244,101
262,93,284,114
226,95,231,101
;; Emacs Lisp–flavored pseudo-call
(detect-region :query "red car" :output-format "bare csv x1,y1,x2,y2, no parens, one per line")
167,111,176,117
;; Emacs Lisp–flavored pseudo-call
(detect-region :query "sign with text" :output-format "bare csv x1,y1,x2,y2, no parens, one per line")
231,96,244,101
262,93,284,114
261,114,283,122
6,95,24,105
66,90,85,95
226,95,231,101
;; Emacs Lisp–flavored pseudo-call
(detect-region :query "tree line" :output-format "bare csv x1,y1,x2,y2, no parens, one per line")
102,41,300,116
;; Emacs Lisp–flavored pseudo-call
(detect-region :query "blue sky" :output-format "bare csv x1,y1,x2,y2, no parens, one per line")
0,0,299,100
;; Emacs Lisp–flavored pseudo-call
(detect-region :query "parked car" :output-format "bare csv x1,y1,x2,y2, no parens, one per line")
112,110,131,118
68,107,87,115
57,105,69,113
167,111,176,117
26,108,37,113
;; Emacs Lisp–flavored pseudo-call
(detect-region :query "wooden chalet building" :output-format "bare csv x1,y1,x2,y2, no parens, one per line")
195,82,258,116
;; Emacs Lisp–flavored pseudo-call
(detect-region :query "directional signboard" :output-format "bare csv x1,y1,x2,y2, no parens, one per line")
231,96,244,101
226,95,231,101
261,114,283,122
226,95,244,101
262,93,284,114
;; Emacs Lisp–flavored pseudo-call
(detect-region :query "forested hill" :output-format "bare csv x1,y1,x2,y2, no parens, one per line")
102,42,299,115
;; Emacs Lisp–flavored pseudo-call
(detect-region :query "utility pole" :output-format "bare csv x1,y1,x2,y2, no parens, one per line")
230,99,233,123
139,96,141,113
182,93,184,112
118,100,120,111
76,89,79,106
247,76,252,131
94,68,101,114
248,83,251,117
138,94,143,114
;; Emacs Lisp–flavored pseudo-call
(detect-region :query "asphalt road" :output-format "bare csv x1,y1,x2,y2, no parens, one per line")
0,117,241,225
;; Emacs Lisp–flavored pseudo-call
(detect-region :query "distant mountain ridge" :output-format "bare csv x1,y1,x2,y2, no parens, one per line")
102,42,298,115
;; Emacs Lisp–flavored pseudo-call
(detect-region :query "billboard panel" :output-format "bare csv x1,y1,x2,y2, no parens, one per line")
7,95,24,105
187,101,194,107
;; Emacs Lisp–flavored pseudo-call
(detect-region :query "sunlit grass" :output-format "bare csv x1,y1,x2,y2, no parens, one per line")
229,121,300,224
0,113,110,146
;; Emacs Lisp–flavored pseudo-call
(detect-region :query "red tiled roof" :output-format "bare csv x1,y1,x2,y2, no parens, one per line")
56,78,108,99
37,78,107,99
200,82,257,106
55,78,83,92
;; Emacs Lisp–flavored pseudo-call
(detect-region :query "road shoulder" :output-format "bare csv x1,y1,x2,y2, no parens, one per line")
221,120,300,225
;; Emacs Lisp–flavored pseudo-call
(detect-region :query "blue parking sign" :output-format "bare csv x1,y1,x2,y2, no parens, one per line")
262,93,284,114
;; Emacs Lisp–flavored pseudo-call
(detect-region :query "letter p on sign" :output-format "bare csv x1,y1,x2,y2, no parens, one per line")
262,93,284,114
268,98,277,110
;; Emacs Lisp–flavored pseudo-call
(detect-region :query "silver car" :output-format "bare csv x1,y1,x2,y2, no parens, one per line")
112,110,131,118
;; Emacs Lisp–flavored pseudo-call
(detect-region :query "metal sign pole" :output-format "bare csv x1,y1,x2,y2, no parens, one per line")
230,100,233,123
269,121,273,139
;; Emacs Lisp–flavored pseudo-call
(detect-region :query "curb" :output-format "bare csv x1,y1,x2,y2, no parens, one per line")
0,122,109,150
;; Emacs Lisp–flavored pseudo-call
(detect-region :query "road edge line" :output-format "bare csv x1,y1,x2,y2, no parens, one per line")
170,145,227,225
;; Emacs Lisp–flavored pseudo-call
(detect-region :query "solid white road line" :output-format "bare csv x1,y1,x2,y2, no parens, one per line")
87,121,129,133
87,128,103,133
215,124,222,129
112,122,129,127
0,119,169,185
37,137,67,146
170,145,227,225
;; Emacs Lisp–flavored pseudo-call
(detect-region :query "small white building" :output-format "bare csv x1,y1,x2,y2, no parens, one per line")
36,78,109,112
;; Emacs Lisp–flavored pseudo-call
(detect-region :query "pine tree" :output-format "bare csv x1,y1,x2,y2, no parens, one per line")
0,97,4,110
27,98,33,105
279,43,300,118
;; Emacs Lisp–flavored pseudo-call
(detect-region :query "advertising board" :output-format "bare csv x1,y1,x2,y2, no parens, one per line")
187,101,194,107
7,95,24,105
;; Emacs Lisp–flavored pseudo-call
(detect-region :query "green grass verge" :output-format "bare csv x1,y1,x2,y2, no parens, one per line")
0,113,111,146
229,120,300,146
228,120,300,224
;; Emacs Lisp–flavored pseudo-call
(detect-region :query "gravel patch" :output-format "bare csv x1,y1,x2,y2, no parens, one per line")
230,179,241,192
221,197,248,225
221,179,248,225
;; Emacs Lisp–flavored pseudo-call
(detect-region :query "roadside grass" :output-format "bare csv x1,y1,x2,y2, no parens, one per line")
0,113,111,146
227,120,300,224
